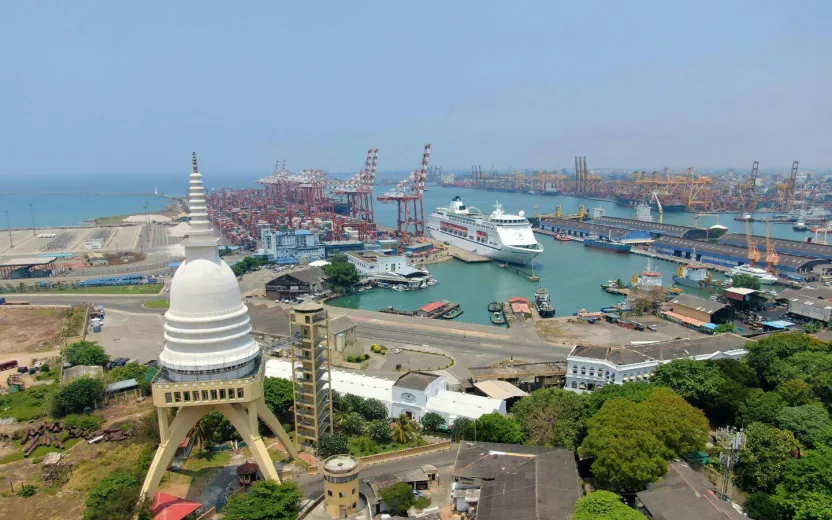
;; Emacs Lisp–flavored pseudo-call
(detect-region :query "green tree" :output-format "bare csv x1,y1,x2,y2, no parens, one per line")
420,412,445,432
380,482,418,516
64,340,110,366
743,492,780,520
573,491,646,520
714,323,736,333
317,432,348,458
704,378,751,426
340,412,365,436
640,387,710,455
358,398,388,421
773,447,832,520
470,413,525,444
776,405,831,449
710,358,759,388
653,359,724,409
391,413,420,444
338,393,364,413
222,480,303,520
451,417,473,441
746,333,830,389
738,388,787,426
368,419,391,444
777,379,820,407
189,417,215,449
104,362,147,384
512,388,585,450
770,351,832,390
580,422,670,492
200,409,240,444
582,382,655,419
51,376,104,417
263,377,294,418
322,255,361,292
734,422,798,493
732,273,761,290
84,472,151,520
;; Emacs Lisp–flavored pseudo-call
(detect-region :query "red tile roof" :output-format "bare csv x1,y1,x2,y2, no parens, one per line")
419,301,445,313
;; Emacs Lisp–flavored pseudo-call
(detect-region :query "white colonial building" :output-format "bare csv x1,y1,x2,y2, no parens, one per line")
260,226,326,264
265,360,504,425
346,251,431,289
565,335,750,394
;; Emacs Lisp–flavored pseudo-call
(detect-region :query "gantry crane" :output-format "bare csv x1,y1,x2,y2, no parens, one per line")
745,220,761,266
765,219,779,274
738,161,759,212
776,161,800,212
377,144,430,237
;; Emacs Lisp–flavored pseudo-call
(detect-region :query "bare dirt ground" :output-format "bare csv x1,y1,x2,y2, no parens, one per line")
0,307,68,356
535,315,705,346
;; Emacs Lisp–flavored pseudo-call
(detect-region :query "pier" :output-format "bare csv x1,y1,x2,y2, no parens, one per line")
446,244,490,263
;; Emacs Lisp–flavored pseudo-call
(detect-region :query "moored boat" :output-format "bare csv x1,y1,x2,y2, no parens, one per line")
583,233,632,253
490,312,507,325
533,287,556,318
487,302,503,312
441,307,464,320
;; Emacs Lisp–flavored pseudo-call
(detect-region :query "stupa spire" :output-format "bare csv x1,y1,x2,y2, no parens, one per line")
183,152,218,256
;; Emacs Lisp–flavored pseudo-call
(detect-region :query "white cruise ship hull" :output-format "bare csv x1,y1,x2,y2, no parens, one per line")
427,225,541,265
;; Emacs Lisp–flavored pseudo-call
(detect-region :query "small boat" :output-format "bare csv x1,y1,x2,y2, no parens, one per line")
583,232,632,253
427,278,438,286
490,312,507,325
601,279,627,290
441,307,464,320
553,233,571,242
600,301,632,313
487,302,503,312
534,287,556,318
793,220,808,231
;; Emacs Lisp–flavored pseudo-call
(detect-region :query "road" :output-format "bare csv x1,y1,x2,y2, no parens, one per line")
2,293,164,314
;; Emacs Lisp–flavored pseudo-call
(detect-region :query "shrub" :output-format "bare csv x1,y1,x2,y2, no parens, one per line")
63,414,103,431
368,419,392,444
17,484,37,497
64,341,110,366
51,376,104,417
317,432,349,459
40,364,50,373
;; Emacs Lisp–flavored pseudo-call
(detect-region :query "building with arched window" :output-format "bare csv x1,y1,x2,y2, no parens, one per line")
565,335,750,394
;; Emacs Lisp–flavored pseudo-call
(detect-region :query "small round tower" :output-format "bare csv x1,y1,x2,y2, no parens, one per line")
321,454,361,518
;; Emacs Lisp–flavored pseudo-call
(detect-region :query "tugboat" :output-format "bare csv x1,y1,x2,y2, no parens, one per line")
490,311,507,325
553,233,571,242
441,307,464,320
487,302,503,312
534,287,556,318
672,262,710,289
583,232,632,253
793,220,808,231
601,279,627,290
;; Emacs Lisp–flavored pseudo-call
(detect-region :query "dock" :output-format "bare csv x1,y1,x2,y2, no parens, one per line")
446,244,490,263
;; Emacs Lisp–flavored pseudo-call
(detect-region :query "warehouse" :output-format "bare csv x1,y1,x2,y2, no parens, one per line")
652,236,827,273
718,233,832,261
777,286,832,322
538,218,653,244
594,216,708,239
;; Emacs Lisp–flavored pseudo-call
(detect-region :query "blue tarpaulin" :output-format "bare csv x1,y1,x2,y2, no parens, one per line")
762,320,796,330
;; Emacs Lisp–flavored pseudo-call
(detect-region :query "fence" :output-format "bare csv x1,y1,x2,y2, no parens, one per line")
195,506,216,520
357,440,452,466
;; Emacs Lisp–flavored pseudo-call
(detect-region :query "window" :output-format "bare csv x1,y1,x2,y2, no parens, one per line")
228,388,236,399
238,388,244,399
183,392,190,402
211,389,218,400
352,488,356,495
589,368,595,376
165,392,172,404
571,381,577,389
572,365,577,374
327,490,332,497
219,389,227,400
339,492,345,498
352,502,357,508
202,390,210,401
580,366,586,375
174,392,182,403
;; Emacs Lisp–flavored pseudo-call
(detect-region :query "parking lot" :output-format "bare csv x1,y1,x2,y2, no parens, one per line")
535,315,705,347
93,309,164,363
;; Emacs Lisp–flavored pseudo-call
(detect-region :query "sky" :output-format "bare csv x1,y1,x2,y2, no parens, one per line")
1,1,830,178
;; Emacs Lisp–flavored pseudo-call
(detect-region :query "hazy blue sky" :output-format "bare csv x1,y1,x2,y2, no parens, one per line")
1,1,830,176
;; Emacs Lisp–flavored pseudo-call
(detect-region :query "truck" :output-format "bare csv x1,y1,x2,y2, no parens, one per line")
0,360,18,371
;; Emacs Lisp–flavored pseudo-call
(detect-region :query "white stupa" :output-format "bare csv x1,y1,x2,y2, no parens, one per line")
140,154,298,500
158,153,261,381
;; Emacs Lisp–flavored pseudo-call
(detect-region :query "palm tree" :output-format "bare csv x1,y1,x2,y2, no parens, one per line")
190,418,213,449
391,414,420,444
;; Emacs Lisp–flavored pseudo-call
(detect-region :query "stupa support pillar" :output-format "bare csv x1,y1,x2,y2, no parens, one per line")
256,399,299,459
217,403,280,482
140,406,204,498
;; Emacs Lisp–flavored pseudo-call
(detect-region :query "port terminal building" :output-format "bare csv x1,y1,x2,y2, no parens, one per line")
594,216,709,239
652,236,827,274
538,218,653,245
565,334,750,393
259,227,326,264
718,233,832,261
0,256,59,279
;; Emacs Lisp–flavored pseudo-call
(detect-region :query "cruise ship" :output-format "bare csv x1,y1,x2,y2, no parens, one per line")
426,197,543,265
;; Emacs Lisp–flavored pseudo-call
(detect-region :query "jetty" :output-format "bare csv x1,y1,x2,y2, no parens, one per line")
446,244,490,263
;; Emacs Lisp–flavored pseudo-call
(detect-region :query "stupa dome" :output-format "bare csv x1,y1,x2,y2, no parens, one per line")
157,154,261,381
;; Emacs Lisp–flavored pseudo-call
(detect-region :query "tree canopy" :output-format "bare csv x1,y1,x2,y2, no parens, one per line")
380,482,428,516
734,422,799,493
738,388,787,426
64,340,110,366
465,413,525,444
732,273,761,290
368,419,391,444
653,358,724,409
222,480,303,520
51,376,104,417
322,255,360,292
512,388,586,450
776,405,832,449
420,412,445,432
263,377,294,418
317,432,349,459
746,333,830,390
340,412,366,436
773,447,832,520
358,398,388,421
573,491,646,520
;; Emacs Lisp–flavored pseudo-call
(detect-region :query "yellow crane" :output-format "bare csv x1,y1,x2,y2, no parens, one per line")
765,219,779,274
746,220,762,266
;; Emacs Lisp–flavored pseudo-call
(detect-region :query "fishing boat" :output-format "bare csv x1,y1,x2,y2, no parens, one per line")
490,311,507,325
533,287,556,318
441,307,464,320
487,302,503,312
600,279,627,290
672,262,710,289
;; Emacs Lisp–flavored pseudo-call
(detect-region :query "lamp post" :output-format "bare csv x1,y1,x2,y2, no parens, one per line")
4,210,12,248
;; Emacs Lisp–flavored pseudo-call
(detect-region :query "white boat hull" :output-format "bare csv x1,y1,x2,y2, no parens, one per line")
427,227,541,265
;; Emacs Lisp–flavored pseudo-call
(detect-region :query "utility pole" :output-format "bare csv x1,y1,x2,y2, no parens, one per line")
716,426,746,500
29,204,36,236
4,210,12,248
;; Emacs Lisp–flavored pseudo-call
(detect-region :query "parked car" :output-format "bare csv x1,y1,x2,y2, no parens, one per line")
647,324,658,331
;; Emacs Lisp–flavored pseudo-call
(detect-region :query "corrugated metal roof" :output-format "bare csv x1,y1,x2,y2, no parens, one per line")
654,236,825,269
595,216,707,238
719,233,832,259
472,380,529,400
105,378,139,393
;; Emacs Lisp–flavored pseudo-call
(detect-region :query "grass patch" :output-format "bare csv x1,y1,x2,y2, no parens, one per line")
0,438,82,465
0,384,58,421
347,436,426,457
39,284,163,295
143,298,170,309
160,449,231,500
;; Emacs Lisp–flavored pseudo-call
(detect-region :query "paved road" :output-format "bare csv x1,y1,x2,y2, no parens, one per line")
2,293,164,314
295,447,458,500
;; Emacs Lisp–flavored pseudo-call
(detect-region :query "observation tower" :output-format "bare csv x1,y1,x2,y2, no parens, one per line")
140,154,297,498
